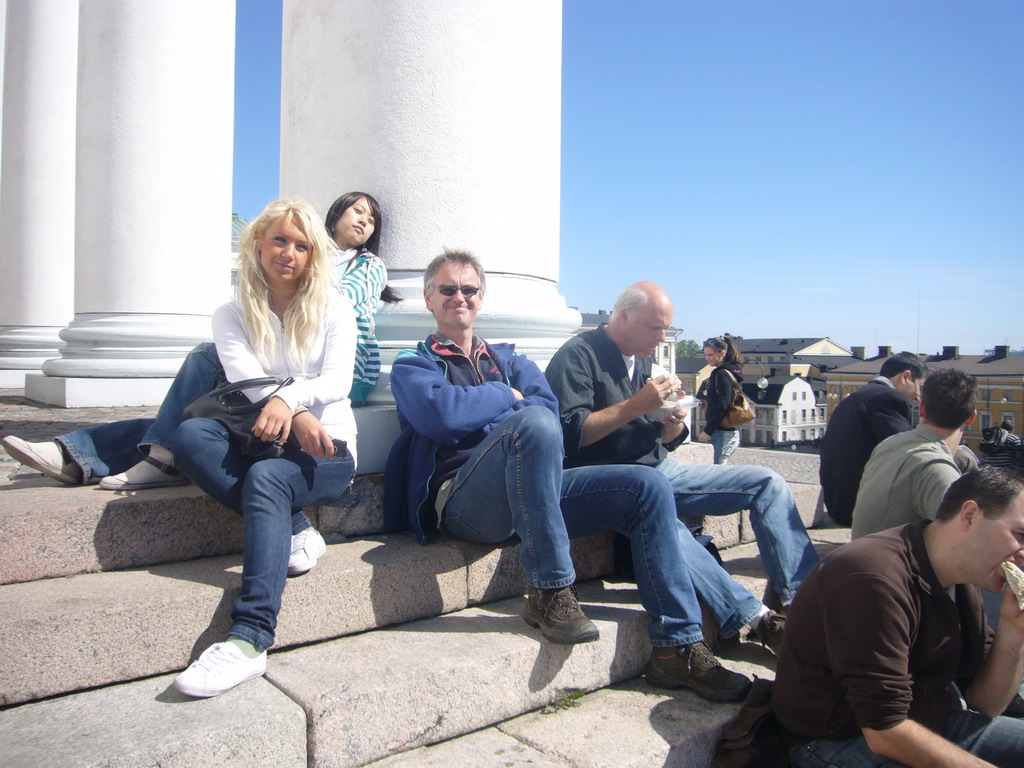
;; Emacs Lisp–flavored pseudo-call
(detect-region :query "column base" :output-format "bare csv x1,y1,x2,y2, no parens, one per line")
41,313,213,379
0,326,66,381
351,406,400,475
24,374,173,408
0,370,37,388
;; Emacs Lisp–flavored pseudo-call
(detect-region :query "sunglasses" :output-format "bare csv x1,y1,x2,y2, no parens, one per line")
437,286,481,298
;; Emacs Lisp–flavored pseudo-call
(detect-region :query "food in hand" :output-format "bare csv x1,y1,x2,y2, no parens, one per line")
1000,561,1024,610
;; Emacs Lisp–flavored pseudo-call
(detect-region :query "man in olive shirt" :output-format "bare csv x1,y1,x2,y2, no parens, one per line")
851,368,977,538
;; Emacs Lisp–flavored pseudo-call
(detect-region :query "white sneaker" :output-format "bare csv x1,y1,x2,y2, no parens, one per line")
288,528,327,576
2,436,82,485
98,457,189,491
173,641,267,698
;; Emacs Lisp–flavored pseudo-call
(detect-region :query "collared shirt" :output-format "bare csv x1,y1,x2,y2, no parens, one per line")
545,324,687,468
773,522,991,740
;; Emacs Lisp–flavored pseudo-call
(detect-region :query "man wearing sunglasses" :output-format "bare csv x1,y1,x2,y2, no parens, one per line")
383,249,752,703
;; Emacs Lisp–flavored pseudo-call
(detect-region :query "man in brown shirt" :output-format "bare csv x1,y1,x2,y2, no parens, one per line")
774,467,1024,767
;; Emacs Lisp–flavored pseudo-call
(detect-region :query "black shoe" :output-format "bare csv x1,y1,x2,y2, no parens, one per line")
644,640,751,702
523,584,600,645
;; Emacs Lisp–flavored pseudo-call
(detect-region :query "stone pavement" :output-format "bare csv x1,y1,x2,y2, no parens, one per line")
0,388,157,472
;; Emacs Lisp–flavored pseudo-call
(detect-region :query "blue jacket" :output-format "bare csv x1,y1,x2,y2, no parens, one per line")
383,335,560,542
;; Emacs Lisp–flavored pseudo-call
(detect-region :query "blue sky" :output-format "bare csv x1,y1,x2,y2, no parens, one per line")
234,1,1022,355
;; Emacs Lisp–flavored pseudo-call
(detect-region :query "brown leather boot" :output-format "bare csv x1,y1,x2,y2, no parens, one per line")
522,584,599,644
644,640,751,702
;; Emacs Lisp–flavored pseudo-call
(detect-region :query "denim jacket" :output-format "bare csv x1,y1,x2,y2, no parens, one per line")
383,334,560,541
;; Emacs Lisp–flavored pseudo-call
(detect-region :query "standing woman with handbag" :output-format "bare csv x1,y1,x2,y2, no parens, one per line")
1,191,393,490
171,199,357,698
698,335,744,464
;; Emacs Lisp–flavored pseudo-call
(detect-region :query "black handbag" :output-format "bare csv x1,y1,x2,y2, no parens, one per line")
182,376,296,459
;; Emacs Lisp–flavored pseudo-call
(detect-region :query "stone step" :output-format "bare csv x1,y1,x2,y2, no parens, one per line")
0,473,386,585
2,531,849,767
367,677,745,768
265,582,777,768
1,579,776,768
0,452,824,585
2,674,308,768
0,532,614,706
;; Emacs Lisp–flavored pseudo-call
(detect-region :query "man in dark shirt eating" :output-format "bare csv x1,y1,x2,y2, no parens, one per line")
773,467,1024,767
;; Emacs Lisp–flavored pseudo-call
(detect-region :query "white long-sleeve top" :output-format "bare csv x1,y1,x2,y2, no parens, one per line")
211,296,358,465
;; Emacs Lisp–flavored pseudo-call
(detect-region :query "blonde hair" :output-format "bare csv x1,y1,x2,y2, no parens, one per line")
235,199,334,368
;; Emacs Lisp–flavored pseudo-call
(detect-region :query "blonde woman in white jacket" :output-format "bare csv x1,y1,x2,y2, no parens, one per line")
172,199,357,698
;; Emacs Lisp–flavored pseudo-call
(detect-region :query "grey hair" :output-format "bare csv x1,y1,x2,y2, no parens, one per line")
423,249,487,293
611,284,651,318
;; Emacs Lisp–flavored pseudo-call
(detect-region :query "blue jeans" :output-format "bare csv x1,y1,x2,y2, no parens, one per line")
789,708,1024,767
174,417,354,651
56,343,223,483
657,458,819,606
710,429,739,464
441,406,706,647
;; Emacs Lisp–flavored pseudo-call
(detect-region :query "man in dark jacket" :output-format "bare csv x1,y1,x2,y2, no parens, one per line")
774,467,1024,767
819,352,928,525
383,250,750,702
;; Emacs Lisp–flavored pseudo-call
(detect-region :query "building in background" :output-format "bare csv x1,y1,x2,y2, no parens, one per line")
679,336,849,447
825,345,1023,454
739,337,853,362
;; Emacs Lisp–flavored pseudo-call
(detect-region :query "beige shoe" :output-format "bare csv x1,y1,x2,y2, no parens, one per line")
98,456,188,491
2,436,82,485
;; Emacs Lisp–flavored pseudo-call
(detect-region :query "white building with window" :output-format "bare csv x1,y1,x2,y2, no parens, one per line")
694,373,828,447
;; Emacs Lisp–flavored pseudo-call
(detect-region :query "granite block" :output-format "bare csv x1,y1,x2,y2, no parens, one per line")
0,535,468,705
1,674,305,768
367,728,568,767
0,480,242,584
500,679,746,768
457,533,616,605
269,581,660,768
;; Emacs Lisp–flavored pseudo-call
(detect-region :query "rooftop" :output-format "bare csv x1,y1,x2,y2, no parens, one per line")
832,346,1024,376
737,337,850,355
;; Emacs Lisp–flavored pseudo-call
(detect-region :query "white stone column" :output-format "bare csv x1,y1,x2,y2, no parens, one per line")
0,0,78,387
281,0,578,471
0,0,6,167
27,0,235,406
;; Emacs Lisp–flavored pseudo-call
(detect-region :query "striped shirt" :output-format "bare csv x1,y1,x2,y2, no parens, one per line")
334,249,388,403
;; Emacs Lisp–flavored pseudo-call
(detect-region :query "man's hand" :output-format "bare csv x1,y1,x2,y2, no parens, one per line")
697,431,711,443
966,584,1024,716
291,411,336,458
253,395,293,444
510,387,524,401
580,373,682,448
632,373,681,417
999,573,1024,633
862,720,997,767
